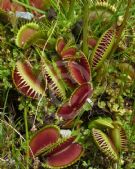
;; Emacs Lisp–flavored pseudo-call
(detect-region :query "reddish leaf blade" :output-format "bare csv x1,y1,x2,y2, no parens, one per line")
46,143,83,168
47,137,75,157
61,47,77,60
62,118,82,129
70,83,93,109
91,28,115,69
13,61,44,99
19,29,37,48
92,128,119,161
29,126,60,157
68,52,91,85
30,0,50,10
62,118,75,129
56,60,76,89
16,23,39,48
57,83,93,121
41,57,66,100
0,0,11,11
56,37,66,55
57,102,78,121
11,2,26,12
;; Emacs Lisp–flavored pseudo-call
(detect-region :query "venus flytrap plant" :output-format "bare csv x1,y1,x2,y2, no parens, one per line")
29,125,84,168
89,118,128,164
15,22,50,49
90,27,116,70
88,1,117,33
15,22,40,48
92,128,119,161
12,32,93,165
0,0,134,168
12,30,94,167
41,55,67,100
12,60,45,99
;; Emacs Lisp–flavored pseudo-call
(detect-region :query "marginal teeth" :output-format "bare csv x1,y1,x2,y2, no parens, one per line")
13,60,45,99
95,2,116,12
18,79,27,87
42,57,66,100
26,87,33,94
20,83,28,89
93,56,100,62
91,28,115,69
96,48,104,53
46,72,64,98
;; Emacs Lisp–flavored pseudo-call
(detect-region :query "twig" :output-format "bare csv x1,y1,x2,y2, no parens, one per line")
43,21,57,52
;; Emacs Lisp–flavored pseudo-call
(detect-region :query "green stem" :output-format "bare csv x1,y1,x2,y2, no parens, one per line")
67,0,75,19
24,0,30,6
110,0,132,56
24,0,30,12
83,1,89,56
24,106,29,169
